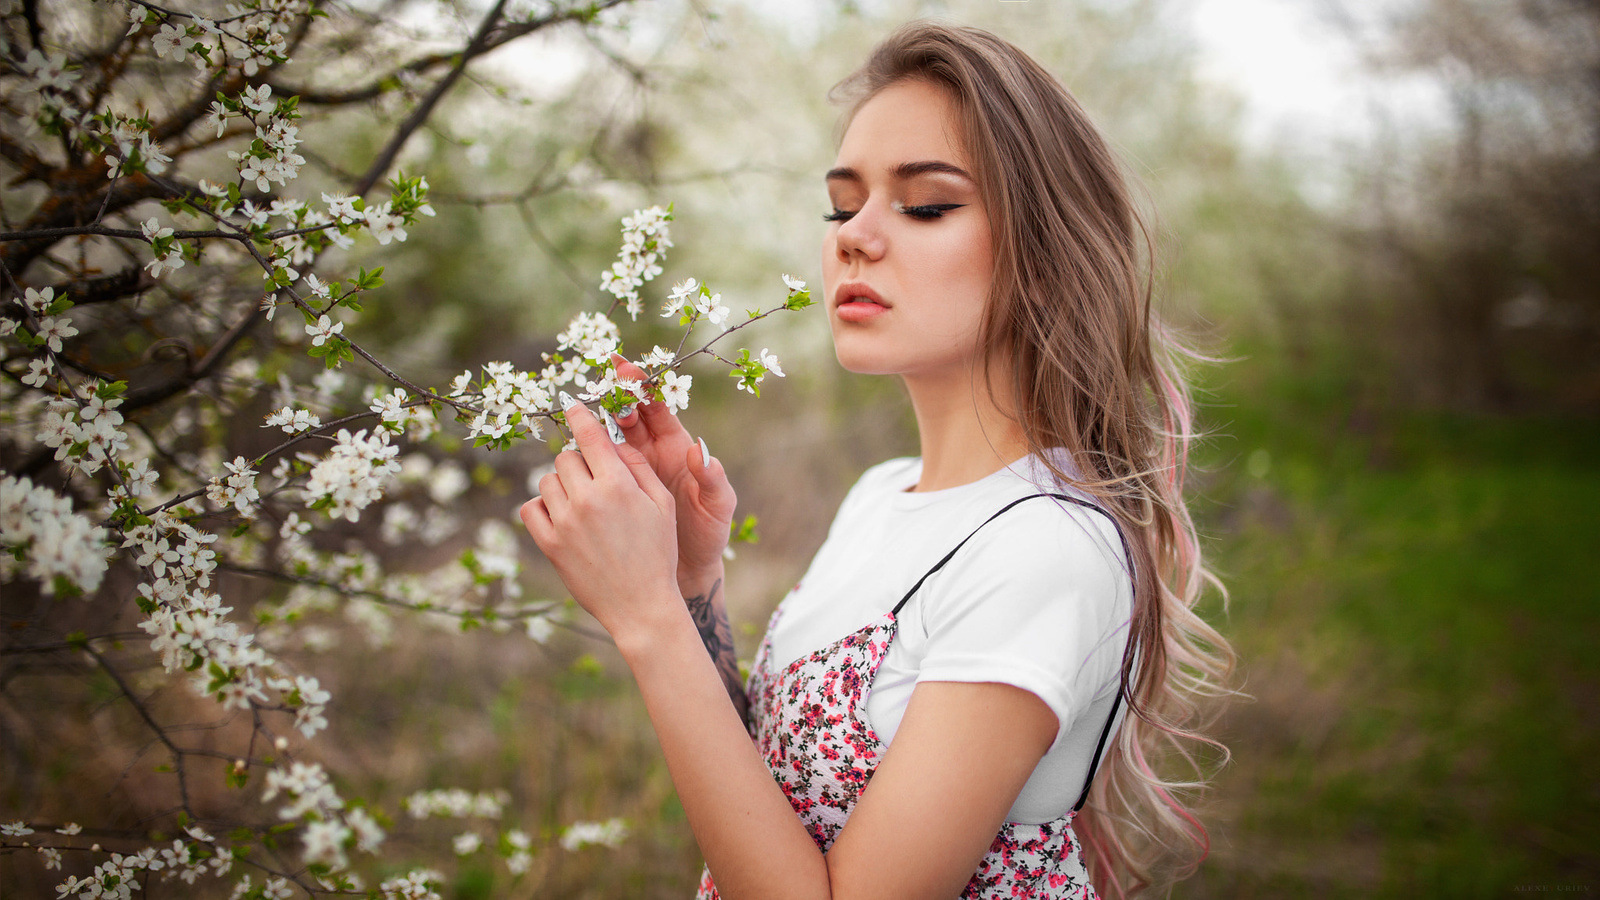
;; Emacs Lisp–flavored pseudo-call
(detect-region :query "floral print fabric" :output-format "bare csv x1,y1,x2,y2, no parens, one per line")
695,608,1098,899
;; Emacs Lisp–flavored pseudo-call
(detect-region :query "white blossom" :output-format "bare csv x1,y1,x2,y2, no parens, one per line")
264,405,321,434
365,202,406,244
204,102,229,138
262,761,343,820
600,205,671,319
36,316,78,352
22,358,51,387
206,456,260,516
322,192,364,224
695,290,731,330
346,807,385,853
0,475,110,594
22,285,54,313
404,788,508,820
659,371,691,413
662,278,697,318
559,818,628,852
379,870,442,900
20,50,77,93
300,819,351,868
241,83,274,113
305,315,343,346
303,428,400,522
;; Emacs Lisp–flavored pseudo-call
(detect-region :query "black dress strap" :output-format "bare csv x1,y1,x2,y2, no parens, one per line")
1072,687,1123,812
887,490,1133,815
890,492,1124,615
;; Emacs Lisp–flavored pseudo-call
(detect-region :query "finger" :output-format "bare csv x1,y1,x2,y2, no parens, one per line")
609,358,689,441
519,496,553,544
538,471,569,506
551,449,590,488
688,437,737,515
562,399,627,479
637,383,685,434
611,355,654,434
615,440,675,509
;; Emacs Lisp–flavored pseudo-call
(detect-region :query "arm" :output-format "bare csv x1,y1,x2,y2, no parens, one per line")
612,354,747,717
621,610,1058,900
681,565,750,729
522,403,1059,900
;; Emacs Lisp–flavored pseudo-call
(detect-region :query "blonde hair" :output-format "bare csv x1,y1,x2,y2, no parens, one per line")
833,22,1236,895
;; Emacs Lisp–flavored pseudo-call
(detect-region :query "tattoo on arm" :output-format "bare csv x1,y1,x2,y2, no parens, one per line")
685,578,751,728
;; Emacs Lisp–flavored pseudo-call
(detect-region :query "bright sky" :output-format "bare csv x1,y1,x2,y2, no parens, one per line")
1188,0,1446,148
1190,0,1364,142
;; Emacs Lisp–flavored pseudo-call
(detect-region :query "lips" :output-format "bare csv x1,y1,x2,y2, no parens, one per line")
834,282,889,310
834,283,889,323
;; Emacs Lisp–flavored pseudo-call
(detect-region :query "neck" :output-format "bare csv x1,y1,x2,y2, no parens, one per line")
902,360,1028,492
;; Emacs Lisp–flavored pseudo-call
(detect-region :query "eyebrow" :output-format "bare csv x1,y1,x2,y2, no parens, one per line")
825,160,974,184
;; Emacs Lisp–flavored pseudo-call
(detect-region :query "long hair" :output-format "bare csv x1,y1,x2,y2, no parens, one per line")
832,22,1236,895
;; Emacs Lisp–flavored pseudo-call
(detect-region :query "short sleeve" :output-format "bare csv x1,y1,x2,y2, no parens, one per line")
904,499,1131,749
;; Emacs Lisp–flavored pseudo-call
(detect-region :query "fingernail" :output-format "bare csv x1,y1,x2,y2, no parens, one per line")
616,402,635,421
558,391,577,411
699,436,710,469
601,409,625,444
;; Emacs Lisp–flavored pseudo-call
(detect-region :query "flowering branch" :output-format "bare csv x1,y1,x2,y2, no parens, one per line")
0,2,814,897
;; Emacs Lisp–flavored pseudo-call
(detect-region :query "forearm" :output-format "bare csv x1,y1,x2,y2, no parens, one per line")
679,562,750,728
615,603,830,900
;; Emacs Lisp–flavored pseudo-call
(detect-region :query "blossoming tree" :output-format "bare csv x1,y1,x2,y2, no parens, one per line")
0,0,808,897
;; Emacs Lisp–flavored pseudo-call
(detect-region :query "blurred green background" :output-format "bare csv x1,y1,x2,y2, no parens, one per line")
118,0,1600,895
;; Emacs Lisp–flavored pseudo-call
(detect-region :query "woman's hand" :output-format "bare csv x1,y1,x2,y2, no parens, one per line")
611,355,738,585
519,400,682,641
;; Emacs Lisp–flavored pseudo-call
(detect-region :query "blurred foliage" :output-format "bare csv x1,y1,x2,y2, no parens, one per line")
11,0,1593,894
1321,0,1600,410
332,0,1598,894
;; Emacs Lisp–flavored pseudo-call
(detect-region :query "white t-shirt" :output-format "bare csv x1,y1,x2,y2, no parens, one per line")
767,452,1132,824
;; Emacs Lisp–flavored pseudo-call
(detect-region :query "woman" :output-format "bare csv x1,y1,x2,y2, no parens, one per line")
520,21,1233,899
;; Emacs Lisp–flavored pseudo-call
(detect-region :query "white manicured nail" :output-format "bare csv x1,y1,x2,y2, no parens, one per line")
558,391,577,411
699,437,710,469
601,409,624,444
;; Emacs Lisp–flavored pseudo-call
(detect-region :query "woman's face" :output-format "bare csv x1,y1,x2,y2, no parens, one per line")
821,79,995,383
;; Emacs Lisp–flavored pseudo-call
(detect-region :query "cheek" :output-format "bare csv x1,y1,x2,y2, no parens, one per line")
820,233,841,281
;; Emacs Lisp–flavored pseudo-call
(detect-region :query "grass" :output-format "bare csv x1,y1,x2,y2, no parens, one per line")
7,352,1595,899
1183,357,1600,897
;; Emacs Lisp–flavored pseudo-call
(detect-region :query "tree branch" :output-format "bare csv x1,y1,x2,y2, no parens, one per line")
352,0,510,197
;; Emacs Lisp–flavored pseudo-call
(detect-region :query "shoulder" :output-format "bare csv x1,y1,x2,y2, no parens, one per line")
950,494,1129,608
854,456,920,494
902,461,1134,644
963,456,1130,589
831,456,920,518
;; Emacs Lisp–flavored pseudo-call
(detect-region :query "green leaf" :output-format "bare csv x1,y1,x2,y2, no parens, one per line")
730,514,759,544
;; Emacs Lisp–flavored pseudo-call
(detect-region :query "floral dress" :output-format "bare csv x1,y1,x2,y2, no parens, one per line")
695,494,1125,899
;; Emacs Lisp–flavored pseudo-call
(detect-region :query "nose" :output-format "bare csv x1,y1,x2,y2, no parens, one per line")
832,200,886,263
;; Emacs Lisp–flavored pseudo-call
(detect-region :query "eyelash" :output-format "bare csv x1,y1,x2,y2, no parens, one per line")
822,203,965,223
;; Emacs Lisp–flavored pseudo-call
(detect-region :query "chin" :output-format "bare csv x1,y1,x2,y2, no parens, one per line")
829,335,898,377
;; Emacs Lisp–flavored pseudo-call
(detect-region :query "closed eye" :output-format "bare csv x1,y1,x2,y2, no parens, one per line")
898,203,965,220
822,203,967,223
